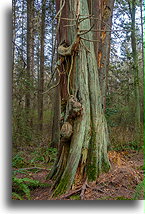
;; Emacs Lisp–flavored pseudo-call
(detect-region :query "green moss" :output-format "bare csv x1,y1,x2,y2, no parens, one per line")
70,195,80,200
102,159,110,173
87,162,97,181
52,175,70,197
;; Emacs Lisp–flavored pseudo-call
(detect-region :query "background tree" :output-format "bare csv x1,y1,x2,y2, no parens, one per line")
38,0,46,132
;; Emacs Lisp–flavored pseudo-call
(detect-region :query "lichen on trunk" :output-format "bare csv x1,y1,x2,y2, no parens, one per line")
49,0,111,197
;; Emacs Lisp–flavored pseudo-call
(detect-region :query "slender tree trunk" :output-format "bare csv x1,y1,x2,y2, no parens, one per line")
38,0,46,132
12,0,16,99
49,0,111,197
130,0,141,144
140,0,144,69
96,0,114,112
26,0,34,123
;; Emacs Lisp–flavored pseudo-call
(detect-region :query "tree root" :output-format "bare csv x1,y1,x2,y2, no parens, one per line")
57,180,89,200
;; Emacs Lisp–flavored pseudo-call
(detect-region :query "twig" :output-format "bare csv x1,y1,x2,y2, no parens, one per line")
52,0,66,23
80,40,91,53
64,24,76,27
80,37,99,42
79,15,93,23
67,53,74,96
80,29,128,32
13,167,49,172
78,24,94,36
56,17,77,21
59,187,82,199
42,68,61,94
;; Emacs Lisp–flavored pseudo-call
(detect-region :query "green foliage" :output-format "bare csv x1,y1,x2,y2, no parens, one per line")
12,177,31,200
12,108,34,146
114,196,131,200
12,192,23,200
70,195,80,200
30,147,57,165
96,196,131,200
12,153,26,168
111,141,142,151
132,181,144,200
12,176,51,200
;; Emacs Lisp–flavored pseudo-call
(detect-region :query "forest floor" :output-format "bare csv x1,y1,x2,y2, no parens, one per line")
13,150,144,200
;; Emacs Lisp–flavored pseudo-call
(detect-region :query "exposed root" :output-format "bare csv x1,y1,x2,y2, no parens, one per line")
55,180,90,200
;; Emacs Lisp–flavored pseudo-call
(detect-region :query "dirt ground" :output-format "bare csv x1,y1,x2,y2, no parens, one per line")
14,150,144,200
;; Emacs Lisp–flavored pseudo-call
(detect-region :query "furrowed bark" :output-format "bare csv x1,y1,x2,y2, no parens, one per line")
49,0,111,197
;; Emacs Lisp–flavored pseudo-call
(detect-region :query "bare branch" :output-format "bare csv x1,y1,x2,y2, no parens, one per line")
78,24,95,36
56,17,77,21
42,68,61,94
80,37,99,42
80,40,91,53
79,15,93,23
52,0,66,23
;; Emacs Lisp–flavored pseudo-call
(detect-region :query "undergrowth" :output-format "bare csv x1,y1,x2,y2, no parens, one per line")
12,176,51,200
132,181,144,200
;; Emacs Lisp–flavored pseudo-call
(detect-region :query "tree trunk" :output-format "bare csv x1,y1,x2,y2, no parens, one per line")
130,0,141,144
38,0,46,132
12,0,16,99
26,0,34,122
49,0,111,197
93,0,114,112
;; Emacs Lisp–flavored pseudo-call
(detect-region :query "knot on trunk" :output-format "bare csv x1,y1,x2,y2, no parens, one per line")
68,96,83,119
60,122,73,140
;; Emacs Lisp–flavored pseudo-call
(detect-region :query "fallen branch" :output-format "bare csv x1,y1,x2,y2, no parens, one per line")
13,167,49,172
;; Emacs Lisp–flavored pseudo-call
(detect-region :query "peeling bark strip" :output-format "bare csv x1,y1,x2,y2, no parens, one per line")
49,0,111,197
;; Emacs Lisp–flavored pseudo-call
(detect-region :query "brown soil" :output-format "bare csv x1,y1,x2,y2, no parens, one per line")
13,150,144,200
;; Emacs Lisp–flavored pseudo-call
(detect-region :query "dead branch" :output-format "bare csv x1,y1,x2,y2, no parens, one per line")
79,15,93,23
80,37,99,42
59,187,82,199
52,0,66,23
78,24,94,36
56,17,77,21
64,24,76,27
42,68,61,94
80,40,91,53
13,167,49,172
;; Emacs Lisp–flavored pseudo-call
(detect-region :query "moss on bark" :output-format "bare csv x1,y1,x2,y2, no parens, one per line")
49,0,111,197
